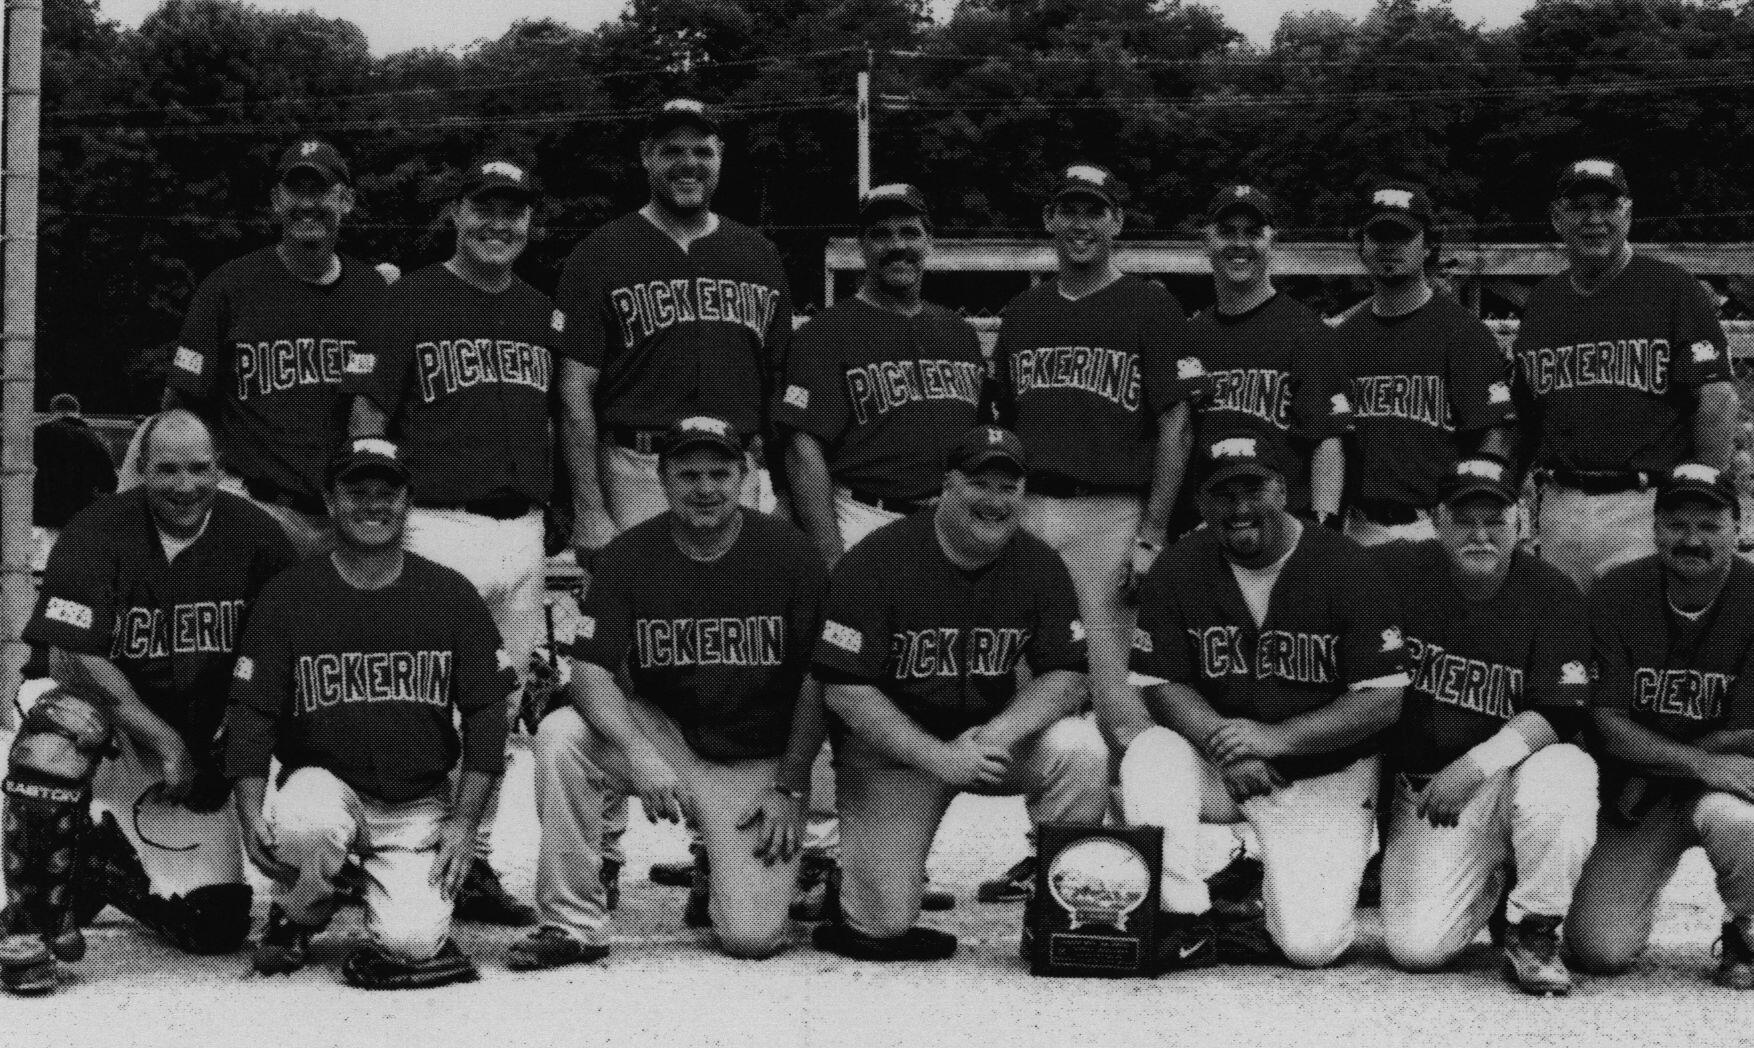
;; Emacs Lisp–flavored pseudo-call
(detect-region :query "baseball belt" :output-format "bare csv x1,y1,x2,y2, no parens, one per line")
418,492,534,520
1352,496,1427,527
1538,468,1651,495
1028,473,1138,500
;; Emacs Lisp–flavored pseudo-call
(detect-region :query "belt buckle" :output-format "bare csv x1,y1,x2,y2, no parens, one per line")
635,431,656,455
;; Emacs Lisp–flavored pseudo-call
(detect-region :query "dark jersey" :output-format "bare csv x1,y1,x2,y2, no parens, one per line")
1185,293,1352,512
33,417,117,528
167,248,388,499
1512,254,1730,473
995,276,1201,490
554,212,792,437
775,297,986,502
1132,523,1409,780
1338,295,1517,507
812,512,1084,741
566,512,826,761
1375,540,1589,775
23,489,296,764
344,263,559,506
225,553,515,804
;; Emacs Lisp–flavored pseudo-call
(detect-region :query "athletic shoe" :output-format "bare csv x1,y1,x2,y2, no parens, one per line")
0,933,55,996
789,854,840,922
1213,914,1282,965
813,921,957,962
921,883,956,912
685,858,712,928
342,938,480,991
506,927,611,971
253,904,315,977
334,857,367,908
1714,918,1754,991
1205,846,1264,922
1503,914,1571,996
977,855,1037,904
74,811,150,927
453,859,537,926
1357,851,1383,908
650,858,699,888
601,859,622,913
1148,913,1218,974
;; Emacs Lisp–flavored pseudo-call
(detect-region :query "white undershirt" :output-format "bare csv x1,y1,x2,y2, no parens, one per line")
1227,519,1303,627
157,511,212,563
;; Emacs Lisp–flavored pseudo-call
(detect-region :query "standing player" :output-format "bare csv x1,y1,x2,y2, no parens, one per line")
1375,457,1597,996
509,416,827,967
345,155,555,926
163,137,389,556
1113,435,1408,970
1569,463,1754,989
227,438,514,989
1,411,295,995
1338,182,1516,546
810,426,1109,961
1513,158,1739,591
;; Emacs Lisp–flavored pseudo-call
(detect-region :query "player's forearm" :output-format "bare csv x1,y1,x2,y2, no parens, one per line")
575,661,667,768
451,769,499,829
1094,674,1160,750
786,432,843,564
1310,437,1344,516
348,396,389,439
1147,680,1230,755
1141,404,1192,540
823,681,947,772
1696,728,1754,758
978,669,1086,752
232,776,269,825
560,361,610,515
775,675,829,793
1593,708,1718,781
1692,381,1740,470
1264,685,1402,757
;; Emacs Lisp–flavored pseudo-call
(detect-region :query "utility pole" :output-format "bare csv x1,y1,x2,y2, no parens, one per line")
856,46,872,201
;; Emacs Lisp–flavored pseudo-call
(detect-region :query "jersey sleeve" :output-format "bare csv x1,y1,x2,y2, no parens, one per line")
1670,271,1733,388
1588,582,1635,710
1448,314,1518,431
1524,571,1591,711
566,540,640,673
1131,559,1192,685
1145,289,1205,413
990,306,1020,428
786,545,831,675
1335,546,1411,689
760,247,795,419
342,286,415,415
166,271,229,400
773,315,850,444
21,518,118,656
812,549,893,683
224,582,296,782
552,239,614,369
450,583,515,776
1026,551,1086,675
1292,324,1354,441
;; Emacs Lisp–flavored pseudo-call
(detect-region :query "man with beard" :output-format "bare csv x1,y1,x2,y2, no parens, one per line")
1337,182,1517,547
1512,159,1738,591
508,416,828,967
164,138,390,556
1,411,295,994
344,155,555,926
1374,457,1597,997
810,426,1109,961
1113,435,1408,971
1569,463,1754,991
227,437,514,990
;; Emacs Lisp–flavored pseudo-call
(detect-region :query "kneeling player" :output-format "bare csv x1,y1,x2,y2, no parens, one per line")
1375,458,1597,995
227,439,514,989
510,416,829,967
810,427,1110,961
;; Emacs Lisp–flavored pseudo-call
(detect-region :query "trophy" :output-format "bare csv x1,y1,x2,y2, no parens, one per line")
1025,823,1162,977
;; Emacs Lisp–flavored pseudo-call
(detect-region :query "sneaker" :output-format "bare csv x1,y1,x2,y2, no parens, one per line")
1205,846,1264,922
789,855,840,922
685,857,712,928
253,904,315,977
813,921,957,961
601,859,622,913
1357,851,1383,909
334,857,367,908
976,855,1037,904
1503,914,1572,996
1213,914,1282,965
506,927,611,971
650,857,700,888
1714,919,1754,991
453,859,537,926
1149,913,1218,974
0,933,55,996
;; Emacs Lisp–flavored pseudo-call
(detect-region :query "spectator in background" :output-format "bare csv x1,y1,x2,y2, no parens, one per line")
32,393,118,571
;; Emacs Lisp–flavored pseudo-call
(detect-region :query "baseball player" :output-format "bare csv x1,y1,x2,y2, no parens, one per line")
980,164,1201,903
810,426,1109,961
162,137,390,557
1338,182,1517,546
1568,463,1754,990
508,415,828,967
1114,435,1409,971
552,98,790,544
1374,457,1597,996
227,438,514,989
0,410,295,995
1513,158,1739,591
344,154,556,926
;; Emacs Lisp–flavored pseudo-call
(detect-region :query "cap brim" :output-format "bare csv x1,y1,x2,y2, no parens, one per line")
1209,202,1273,225
460,182,537,203
1363,211,1425,233
662,435,742,459
1556,178,1626,199
333,462,409,486
860,200,927,224
648,113,721,138
1200,462,1277,492
953,451,1026,476
280,161,343,185
1441,481,1514,506
1053,187,1116,207
1656,485,1735,511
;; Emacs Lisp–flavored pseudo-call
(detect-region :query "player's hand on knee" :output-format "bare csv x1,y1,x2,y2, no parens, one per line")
629,754,688,823
932,731,1012,788
738,788,804,865
1696,754,1754,804
156,741,199,804
1417,758,1485,827
243,814,298,887
1205,719,1284,766
1220,757,1282,803
429,816,477,899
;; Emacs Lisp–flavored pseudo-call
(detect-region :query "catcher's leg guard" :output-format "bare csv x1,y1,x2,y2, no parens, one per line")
153,883,253,955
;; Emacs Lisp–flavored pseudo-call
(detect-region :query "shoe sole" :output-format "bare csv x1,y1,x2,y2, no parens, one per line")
1,960,56,995
1503,960,1572,996
506,948,609,972
921,892,956,912
649,864,698,888
976,886,1029,904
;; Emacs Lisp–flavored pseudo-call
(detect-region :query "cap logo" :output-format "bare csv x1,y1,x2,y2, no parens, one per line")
667,98,707,114
1692,341,1719,363
1373,188,1414,209
1673,463,1721,485
300,141,322,157
481,160,525,182
352,437,400,459
1573,159,1618,178
1211,436,1258,460
987,427,1005,445
1232,185,1252,198
1330,392,1351,414
1065,165,1107,186
1381,626,1404,653
679,416,730,436
1560,661,1588,686
1456,459,1504,482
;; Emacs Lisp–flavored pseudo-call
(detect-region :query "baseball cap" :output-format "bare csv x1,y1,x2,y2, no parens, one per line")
859,183,929,225
1555,158,1629,200
945,426,1029,476
456,156,539,203
1656,462,1738,514
277,138,350,186
1050,164,1126,209
1197,435,1282,493
1359,182,1434,234
647,97,721,139
326,436,411,488
1206,184,1279,226
1438,456,1516,506
658,415,746,460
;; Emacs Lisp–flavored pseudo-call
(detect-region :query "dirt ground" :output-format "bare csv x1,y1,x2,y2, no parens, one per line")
9,740,1751,1048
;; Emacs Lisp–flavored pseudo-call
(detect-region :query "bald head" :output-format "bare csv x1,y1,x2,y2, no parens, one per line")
139,409,219,540
139,409,214,470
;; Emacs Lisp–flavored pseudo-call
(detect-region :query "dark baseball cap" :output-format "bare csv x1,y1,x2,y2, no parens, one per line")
1656,462,1739,514
1359,182,1434,233
1050,164,1126,209
456,156,539,203
1438,456,1516,506
659,414,746,459
859,183,929,225
1197,435,1282,493
326,436,411,488
1206,184,1279,226
945,426,1029,476
1555,158,1629,200
277,138,350,186
647,97,721,139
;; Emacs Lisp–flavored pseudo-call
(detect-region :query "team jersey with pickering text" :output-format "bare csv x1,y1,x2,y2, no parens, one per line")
167,248,389,499
225,553,516,804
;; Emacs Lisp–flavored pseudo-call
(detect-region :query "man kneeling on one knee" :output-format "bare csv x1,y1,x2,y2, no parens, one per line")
1108,435,1408,971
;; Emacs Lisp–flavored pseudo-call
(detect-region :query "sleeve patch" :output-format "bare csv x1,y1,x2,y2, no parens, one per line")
1070,620,1086,643
784,384,811,410
344,351,377,375
1692,340,1720,363
1329,392,1352,415
233,656,254,682
578,615,596,640
172,346,204,375
551,309,567,333
496,649,513,672
1380,626,1404,653
1176,357,1206,380
1132,628,1154,655
822,620,863,655
45,597,93,630
1488,381,1511,404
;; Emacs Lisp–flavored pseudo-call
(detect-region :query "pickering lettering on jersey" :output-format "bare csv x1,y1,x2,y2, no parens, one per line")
1188,626,1337,686
293,651,454,714
1513,339,1670,396
1008,347,1141,410
1207,368,1292,428
886,627,1031,680
846,360,985,425
109,600,247,661
609,279,781,347
414,338,554,403
1405,635,1520,720
234,338,355,400
633,616,786,668
1631,666,1731,722
1350,374,1451,429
